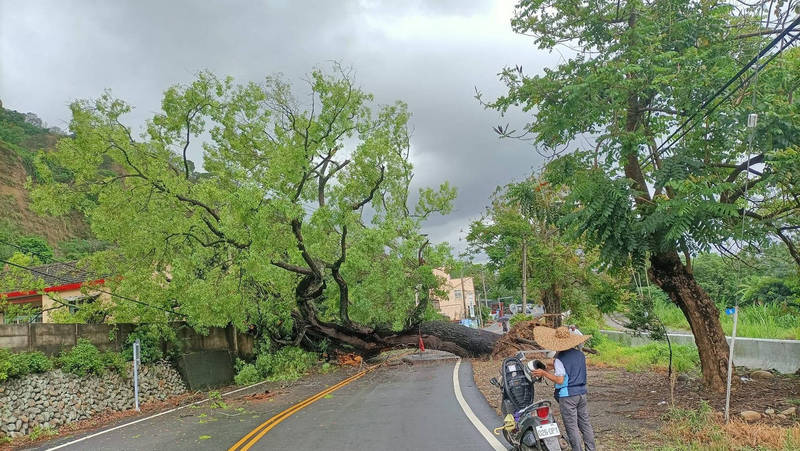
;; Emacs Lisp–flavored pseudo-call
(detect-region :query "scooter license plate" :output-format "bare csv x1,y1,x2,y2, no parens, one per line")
535,422,560,439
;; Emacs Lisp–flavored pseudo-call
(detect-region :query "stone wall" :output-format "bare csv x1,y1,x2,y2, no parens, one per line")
0,362,186,438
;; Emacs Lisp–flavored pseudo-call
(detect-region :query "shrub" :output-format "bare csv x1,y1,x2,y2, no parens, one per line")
254,346,318,381
0,350,53,381
59,339,105,376
58,339,126,377
123,327,164,363
10,351,52,377
234,363,260,386
102,351,128,376
0,349,11,382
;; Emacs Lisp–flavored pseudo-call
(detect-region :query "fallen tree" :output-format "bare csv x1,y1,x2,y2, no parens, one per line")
32,66,495,356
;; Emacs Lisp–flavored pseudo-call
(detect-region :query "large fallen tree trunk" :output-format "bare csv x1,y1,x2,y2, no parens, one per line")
296,310,501,358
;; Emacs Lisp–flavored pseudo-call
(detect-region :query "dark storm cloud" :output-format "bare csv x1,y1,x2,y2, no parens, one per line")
1,0,558,254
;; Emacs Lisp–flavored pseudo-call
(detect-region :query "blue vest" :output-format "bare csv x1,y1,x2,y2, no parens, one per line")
554,348,587,399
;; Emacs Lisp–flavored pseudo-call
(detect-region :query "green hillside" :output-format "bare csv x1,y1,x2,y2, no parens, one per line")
0,105,93,259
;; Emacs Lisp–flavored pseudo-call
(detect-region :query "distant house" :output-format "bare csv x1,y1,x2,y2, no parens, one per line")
0,262,106,324
431,268,475,321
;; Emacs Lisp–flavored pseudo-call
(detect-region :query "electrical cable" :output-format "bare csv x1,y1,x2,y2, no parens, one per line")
0,257,187,318
640,14,800,169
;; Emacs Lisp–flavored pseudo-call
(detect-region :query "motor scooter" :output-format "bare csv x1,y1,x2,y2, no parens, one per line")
490,352,564,451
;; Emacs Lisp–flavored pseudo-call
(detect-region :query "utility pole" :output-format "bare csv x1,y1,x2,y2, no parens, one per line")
459,262,469,323
521,237,528,316
480,269,489,315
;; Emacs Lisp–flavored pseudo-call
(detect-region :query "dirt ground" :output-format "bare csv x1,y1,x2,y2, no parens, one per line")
472,358,800,450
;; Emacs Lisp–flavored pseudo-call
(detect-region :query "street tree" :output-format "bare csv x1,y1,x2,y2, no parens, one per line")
468,177,622,327
31,66,499,356
485,0,800,389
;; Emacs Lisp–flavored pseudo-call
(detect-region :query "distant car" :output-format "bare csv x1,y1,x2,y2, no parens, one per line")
509,304,536,315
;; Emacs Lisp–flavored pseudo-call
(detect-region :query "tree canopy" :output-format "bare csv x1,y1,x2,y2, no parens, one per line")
485,0,800,390
30,66,467,351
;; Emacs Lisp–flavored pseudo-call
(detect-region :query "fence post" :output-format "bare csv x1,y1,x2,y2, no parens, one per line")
133,338,141,411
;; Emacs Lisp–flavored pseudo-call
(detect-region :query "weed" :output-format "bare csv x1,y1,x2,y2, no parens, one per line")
28,426,57,441
208,390,228,409
659,401,800,450
320,362,334,374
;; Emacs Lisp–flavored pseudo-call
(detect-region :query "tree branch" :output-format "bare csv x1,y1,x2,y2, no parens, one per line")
724,153,765,183
352,166,385,210
331,225,350,325
271,260,314,275
291,219,321,277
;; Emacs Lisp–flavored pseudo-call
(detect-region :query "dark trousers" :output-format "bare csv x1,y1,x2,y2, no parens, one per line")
558,393,596,451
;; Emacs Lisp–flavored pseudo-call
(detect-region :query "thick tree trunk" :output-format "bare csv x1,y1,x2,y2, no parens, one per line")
541,283,562,328
293,274,500,358
300,316,500,357
648,251,730,392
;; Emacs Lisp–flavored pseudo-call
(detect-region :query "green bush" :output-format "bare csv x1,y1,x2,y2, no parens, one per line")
254,346,318,381
234,363,261,385
0,350,53,381
123,327,164,363
59,339,105,376
10,351,52,377
102,351,128,376
0,349,11,382
58,338,126,377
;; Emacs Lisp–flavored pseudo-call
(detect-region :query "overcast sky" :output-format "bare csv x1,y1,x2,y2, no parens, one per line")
1,0,559,256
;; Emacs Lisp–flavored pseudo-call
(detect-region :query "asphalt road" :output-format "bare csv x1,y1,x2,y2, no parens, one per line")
32,359,505,451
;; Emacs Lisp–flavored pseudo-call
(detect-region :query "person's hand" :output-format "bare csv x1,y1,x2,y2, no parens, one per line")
532,369,546,378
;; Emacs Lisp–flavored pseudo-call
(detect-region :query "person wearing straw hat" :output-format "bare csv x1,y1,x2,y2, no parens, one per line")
532,326,596,451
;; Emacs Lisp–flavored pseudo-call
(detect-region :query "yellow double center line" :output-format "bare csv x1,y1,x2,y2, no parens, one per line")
228,369,369,451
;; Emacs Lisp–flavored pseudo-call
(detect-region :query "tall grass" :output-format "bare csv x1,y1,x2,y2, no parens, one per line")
652,301,800,340
588,334,699,373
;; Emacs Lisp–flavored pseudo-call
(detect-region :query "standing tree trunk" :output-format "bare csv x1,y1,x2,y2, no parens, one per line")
649,251,730,392
541,283,562,328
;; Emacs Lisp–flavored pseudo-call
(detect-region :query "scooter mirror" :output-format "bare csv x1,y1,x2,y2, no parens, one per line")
490,377,500,387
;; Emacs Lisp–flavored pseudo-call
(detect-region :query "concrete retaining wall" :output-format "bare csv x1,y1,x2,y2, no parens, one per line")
600,329,800,374
0,322,254,359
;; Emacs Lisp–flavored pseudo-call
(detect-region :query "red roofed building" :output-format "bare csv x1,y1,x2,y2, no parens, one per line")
1,262,106,324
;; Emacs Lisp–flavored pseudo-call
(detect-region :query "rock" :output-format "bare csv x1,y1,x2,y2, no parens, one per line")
750,370,774,380
765,408,775,415
677,373,689,382
780,407,796,416
740,411,762,422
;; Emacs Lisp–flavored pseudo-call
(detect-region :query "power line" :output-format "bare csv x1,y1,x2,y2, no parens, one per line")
0,257,187,318
640,14,800,169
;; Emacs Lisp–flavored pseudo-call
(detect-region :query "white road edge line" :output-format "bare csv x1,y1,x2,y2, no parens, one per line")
45,379,272,450
452,358,507,451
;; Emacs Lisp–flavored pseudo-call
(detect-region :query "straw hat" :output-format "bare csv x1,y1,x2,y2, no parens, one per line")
534,326,591,352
